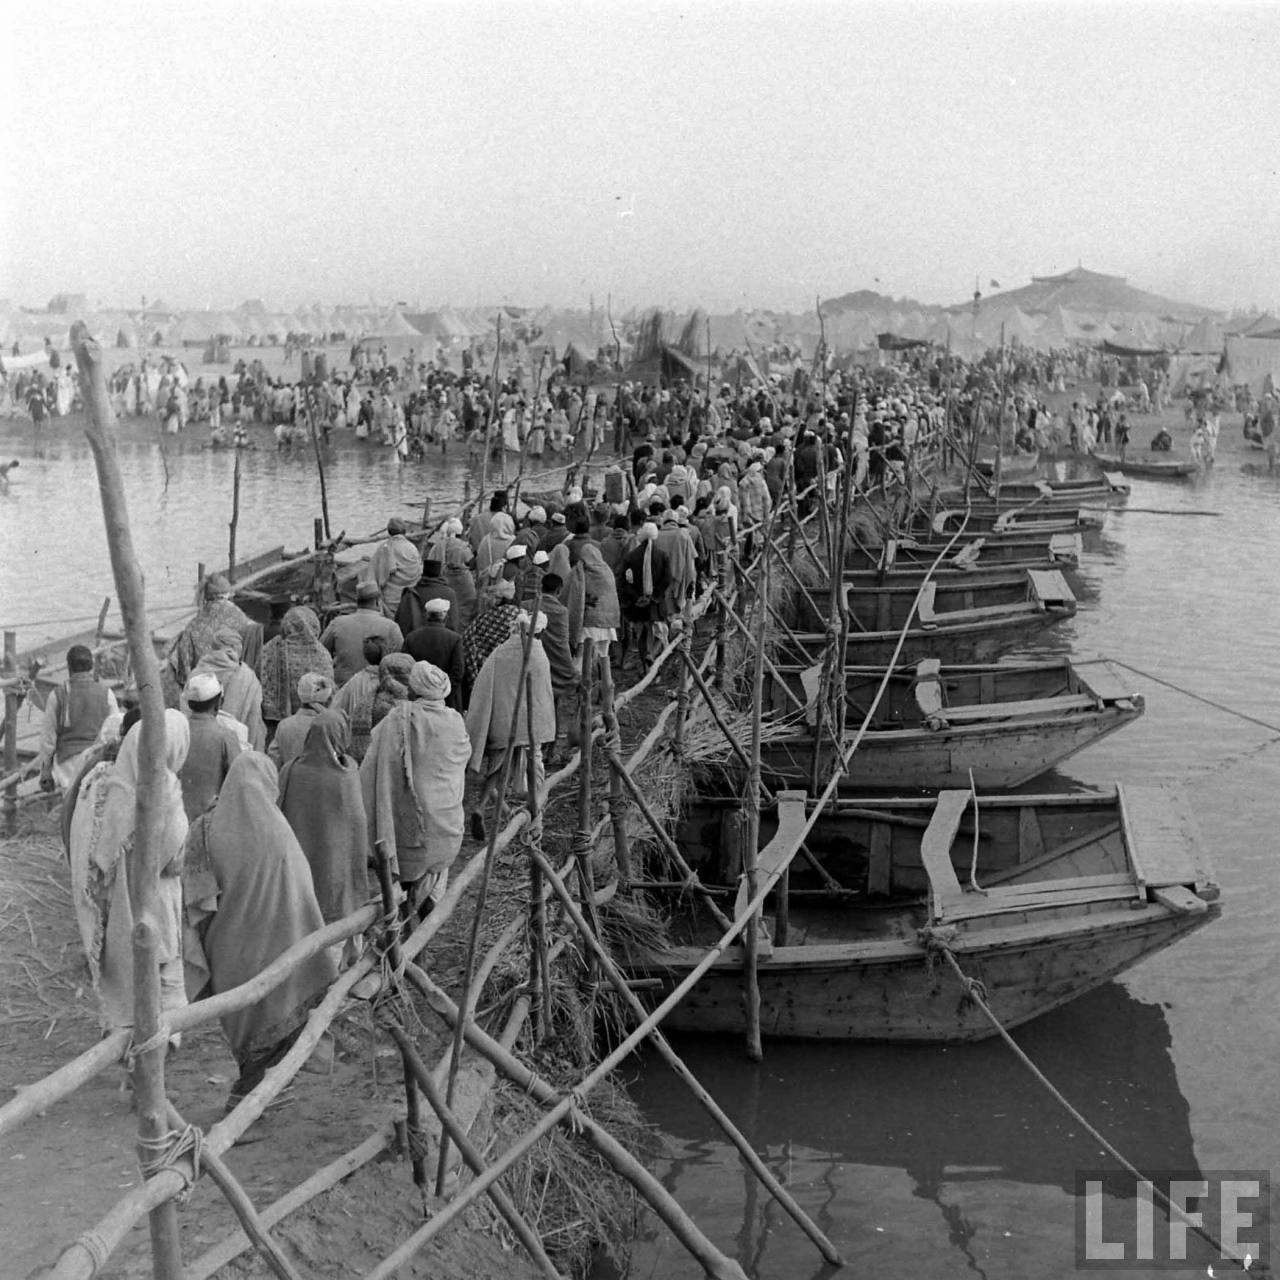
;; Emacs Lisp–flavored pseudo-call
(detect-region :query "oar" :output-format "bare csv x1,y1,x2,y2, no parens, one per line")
1080,506,1222,517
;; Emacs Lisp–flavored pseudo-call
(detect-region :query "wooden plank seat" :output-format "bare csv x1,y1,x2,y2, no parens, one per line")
734,791,808,956
936,693,1097,723
920,790,970,919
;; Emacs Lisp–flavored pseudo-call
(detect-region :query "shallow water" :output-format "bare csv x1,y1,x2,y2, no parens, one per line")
620,436,1280,1278
0,422,479,645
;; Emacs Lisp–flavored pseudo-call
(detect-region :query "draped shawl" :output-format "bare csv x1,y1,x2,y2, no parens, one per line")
259,606,333,722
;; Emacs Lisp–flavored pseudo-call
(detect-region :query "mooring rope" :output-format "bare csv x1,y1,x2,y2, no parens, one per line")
1077,656,1280,736
925,939,1254,1272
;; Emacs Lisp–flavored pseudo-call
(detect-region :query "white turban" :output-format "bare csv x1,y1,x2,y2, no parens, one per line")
408,661,450,702
422,597,451,615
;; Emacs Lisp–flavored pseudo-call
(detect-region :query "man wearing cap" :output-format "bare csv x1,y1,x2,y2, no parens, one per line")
537,509,570,554
394,558,458,636
178,671,243,821
35,645,120,793
401,599,465,710
320,582,404,687
364,517,423,617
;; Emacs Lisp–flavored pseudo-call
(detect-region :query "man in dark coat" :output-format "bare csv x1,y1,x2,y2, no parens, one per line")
401,599,465,710
395,559,458,635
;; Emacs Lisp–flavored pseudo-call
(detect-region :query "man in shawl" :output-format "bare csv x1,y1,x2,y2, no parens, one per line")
268,671,336,768
360,662,471,920
69,710,191,1041
464,614,556,841
475,511,516,575
183,753,337,1109
402,599,465,710
394,558,458,635
278,708,370,936
161,573,262,707
461,578,521,690
467,490,508,554
566,536,622,655
364,517,423,617
617,523,671,666
187,629,266,750
179,672,244,821
259,605,333,730
320,582,403,687
35,644,119,793
654,509,697,619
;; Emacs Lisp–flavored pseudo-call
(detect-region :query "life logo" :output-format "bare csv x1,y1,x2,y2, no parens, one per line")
1075,1170,1271,1271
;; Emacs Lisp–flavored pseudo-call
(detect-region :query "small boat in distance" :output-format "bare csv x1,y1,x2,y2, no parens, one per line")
1089,452,1202,479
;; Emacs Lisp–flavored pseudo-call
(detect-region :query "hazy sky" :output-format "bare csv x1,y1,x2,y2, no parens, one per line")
2,1,1276,314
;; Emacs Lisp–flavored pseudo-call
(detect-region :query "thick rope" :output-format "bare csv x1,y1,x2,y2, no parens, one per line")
927,940,1253,1272
137,1122,203,1199
1077,656,1280,736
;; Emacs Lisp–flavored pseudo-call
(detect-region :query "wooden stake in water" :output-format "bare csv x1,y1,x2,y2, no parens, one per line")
3,631,16,831
228,442,242,583
72,321,184,1280
743,552,768,1063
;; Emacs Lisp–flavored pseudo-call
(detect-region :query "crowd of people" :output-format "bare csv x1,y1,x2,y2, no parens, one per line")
29,332,1252,1108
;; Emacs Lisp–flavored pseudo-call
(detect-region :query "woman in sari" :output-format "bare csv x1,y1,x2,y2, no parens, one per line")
183,753,337,1108
461,579,520,689
68,709,190,1040
259,606,333,730
278,708,370,930
371,651,414,728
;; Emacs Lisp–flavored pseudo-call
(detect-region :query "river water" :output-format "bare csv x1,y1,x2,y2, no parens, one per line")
1,414,1275,1278
621,433,1280,1278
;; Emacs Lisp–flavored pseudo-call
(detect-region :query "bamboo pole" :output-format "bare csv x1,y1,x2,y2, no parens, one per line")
574,637,602,946
228,441,242,583
3,630,16,830
72,322,183,1280
0,905,378,1140
478,313,501,506
673,627,692,758
525,672,552,1041
437,591,542,1193
383,1024,565,1280
677,646,755,776
597,650,631,885
372,840,426,1190
402,966,750,1280
305,401,332,541
710,590,808,710
524,844,841,1266
742,549,768,1063
164,1102,303,1280
713,549,728,688
186,1129,393,1280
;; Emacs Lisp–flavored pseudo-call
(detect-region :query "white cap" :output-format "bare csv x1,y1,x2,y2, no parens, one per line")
185,671,222,702
422,598,451,615
505,544,528,561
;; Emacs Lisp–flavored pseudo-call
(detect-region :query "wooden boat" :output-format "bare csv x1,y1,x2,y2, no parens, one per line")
1089,451,1202,479
944,471,1130,508
754,657,1143,791
921,504,1104,536
787,568,1076,666
846,531,1083,573
625,785,1220,1041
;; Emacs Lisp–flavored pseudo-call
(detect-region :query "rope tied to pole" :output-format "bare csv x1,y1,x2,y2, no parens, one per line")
926,936,1255,1273
137,1122,203,1200
122,1023,172,1072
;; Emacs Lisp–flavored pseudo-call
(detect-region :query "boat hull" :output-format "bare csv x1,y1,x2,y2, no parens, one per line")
759,703,1142,791
1090,452,1201,479
632,903,1216,1042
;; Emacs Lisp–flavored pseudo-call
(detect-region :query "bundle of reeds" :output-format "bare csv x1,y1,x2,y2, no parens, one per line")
486,1074,653,1278
679,701,801,766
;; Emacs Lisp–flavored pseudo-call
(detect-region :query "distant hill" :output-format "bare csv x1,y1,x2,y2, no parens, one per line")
822,289,930,315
